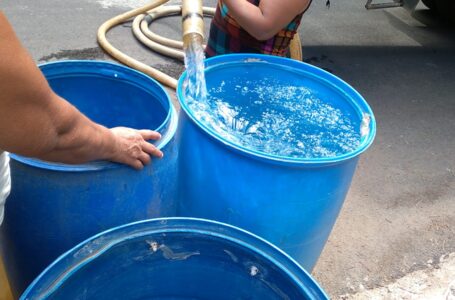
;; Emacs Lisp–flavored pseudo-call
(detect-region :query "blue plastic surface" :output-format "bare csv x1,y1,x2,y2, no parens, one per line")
176,54,376,271
21,218,329,300
0,61,179,297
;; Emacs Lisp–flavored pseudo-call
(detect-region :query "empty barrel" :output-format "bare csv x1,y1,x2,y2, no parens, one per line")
0,60,179,297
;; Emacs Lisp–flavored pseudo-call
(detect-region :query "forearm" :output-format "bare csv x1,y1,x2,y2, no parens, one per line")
223,0,273,40
0,88,117,163
0,12,117,163
1,12,162,169
222,0,310,41
35,94,118,164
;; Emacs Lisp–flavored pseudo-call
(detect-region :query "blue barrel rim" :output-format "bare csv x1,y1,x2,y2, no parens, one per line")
21,217,329,300
10,60,177,172
177,53,376,166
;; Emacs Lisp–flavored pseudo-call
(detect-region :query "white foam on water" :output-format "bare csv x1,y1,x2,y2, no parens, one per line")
182,44,363,159
187,79,362,159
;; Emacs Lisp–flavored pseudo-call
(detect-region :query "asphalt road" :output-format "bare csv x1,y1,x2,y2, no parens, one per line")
2,0,454,297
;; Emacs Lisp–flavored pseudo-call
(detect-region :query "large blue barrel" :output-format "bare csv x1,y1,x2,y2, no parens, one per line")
0,60,178,297
21,218,329,299
176,54,376,271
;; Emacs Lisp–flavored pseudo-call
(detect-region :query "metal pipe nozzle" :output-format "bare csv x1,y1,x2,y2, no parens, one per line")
182,0,204,46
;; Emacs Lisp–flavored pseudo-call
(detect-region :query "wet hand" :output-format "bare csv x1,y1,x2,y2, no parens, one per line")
109,127,163,170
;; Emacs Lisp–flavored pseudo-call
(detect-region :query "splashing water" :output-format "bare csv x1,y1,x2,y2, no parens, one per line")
187,77,365,159
183,41,365,159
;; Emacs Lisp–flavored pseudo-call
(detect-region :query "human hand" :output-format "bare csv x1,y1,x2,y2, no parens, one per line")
109,127,163,170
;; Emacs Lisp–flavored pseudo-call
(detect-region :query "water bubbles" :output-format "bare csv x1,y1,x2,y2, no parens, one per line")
187,77,362,159
250,265,259,276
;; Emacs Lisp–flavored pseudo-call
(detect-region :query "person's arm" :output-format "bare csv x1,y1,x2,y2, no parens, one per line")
223,0,311,41
0,12,162,169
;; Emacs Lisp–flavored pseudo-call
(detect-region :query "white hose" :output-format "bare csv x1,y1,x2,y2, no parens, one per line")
133,5,216,61
98,1,301,89
97,1,215,89
97,0,178,89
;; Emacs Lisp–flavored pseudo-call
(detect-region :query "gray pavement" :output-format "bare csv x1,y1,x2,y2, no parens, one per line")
1,0,454,298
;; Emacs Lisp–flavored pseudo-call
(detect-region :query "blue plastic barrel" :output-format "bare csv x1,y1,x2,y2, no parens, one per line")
0,60,178,297
176,54,376,271
21,218,329,300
